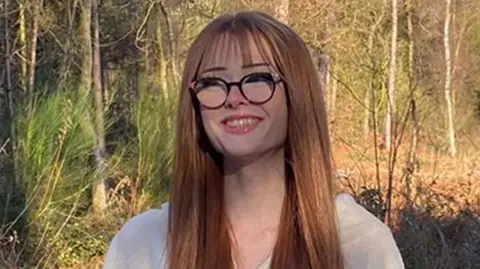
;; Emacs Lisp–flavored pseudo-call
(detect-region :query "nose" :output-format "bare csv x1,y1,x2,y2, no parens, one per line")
224,85,248,108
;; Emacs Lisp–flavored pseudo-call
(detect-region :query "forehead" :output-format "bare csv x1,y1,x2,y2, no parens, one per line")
198,32,275,74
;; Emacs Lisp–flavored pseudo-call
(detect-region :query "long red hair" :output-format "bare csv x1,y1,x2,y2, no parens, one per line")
168,11,344,269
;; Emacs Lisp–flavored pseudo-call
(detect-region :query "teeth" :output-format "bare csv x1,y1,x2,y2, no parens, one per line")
225,118,259,127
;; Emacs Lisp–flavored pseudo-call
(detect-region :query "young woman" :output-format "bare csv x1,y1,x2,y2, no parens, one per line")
103,11,405,269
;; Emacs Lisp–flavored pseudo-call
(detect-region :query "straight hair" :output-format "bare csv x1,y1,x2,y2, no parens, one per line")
167,11,344,269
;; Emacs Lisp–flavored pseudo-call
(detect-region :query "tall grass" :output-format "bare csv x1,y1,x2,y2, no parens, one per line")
5,89,100,267
111,75,177,212
0,75,178,267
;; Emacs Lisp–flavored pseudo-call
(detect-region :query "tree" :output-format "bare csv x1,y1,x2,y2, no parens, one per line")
79,0,107,213
158,2,180,89
28,0,41,95
385,0,398,151
17,0,41,97
3,0,20,189
405,0,419,207
18,0,27,91
92,0,108,213
79,0,92,100
444,0,456,156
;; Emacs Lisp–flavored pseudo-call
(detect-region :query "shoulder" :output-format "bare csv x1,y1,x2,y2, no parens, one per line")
335,193,405,269
103,203,170,269
104,196,405,269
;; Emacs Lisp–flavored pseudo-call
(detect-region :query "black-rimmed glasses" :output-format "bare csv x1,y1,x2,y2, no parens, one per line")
189,72,282,109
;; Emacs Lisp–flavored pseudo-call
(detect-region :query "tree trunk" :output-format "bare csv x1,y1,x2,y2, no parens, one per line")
19,0,27,91
102,59,109,104
92,0,105,155
324,63,331,114
3,0,20,189
159,3,179,90
92,0,108,213
28,0,41,95
79,0,107,213
444,0,456,156
156,8,168,97
384,0,398,226
363,85,371,138
329,73,337,125
324,1,337,129
405,0,419,207
79,0,92,97
385,0,398,152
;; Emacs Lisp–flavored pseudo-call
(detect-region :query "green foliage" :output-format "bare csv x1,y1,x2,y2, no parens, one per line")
6,59,178,269
113,73,177,208
12,89,101,267
51,216,114,267
16,89,95,209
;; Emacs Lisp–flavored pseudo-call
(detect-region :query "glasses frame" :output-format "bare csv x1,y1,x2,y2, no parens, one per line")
189,71,282,109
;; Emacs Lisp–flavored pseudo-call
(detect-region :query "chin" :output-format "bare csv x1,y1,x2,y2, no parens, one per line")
221,145,260,159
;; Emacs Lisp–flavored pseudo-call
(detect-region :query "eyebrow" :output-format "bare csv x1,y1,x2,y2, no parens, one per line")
200,62,270,75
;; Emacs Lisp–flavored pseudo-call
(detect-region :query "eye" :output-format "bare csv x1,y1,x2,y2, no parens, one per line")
244,73,273,84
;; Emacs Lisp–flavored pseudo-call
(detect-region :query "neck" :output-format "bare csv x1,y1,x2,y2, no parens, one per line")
223,148,286,231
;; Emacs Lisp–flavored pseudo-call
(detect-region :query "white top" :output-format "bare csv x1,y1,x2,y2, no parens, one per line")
103,193,405,269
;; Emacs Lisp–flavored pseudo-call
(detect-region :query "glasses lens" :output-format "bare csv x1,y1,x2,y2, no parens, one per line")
242,73,275,103
195,78,227,108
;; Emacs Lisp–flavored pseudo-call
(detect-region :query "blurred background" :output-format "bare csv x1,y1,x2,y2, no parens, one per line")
0,0,479,268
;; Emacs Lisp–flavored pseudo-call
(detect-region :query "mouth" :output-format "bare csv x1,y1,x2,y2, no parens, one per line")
220,114,263,135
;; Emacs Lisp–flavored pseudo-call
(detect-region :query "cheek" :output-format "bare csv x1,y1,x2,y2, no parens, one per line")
275,104,288,139
263,89,288,140
200,110,221,140
268,89,288,124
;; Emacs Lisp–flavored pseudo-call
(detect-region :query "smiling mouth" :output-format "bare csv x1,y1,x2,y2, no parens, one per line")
221,116,263,135
224,118,260,127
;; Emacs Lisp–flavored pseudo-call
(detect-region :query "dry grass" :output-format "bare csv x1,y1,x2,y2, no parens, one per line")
332,137,480,269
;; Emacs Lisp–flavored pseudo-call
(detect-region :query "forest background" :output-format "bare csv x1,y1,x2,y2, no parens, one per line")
0,0,479,268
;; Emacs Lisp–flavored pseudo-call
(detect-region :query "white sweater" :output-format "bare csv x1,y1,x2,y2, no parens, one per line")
103,193,405,269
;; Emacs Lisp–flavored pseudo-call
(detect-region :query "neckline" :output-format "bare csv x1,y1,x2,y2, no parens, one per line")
232,251,272,269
